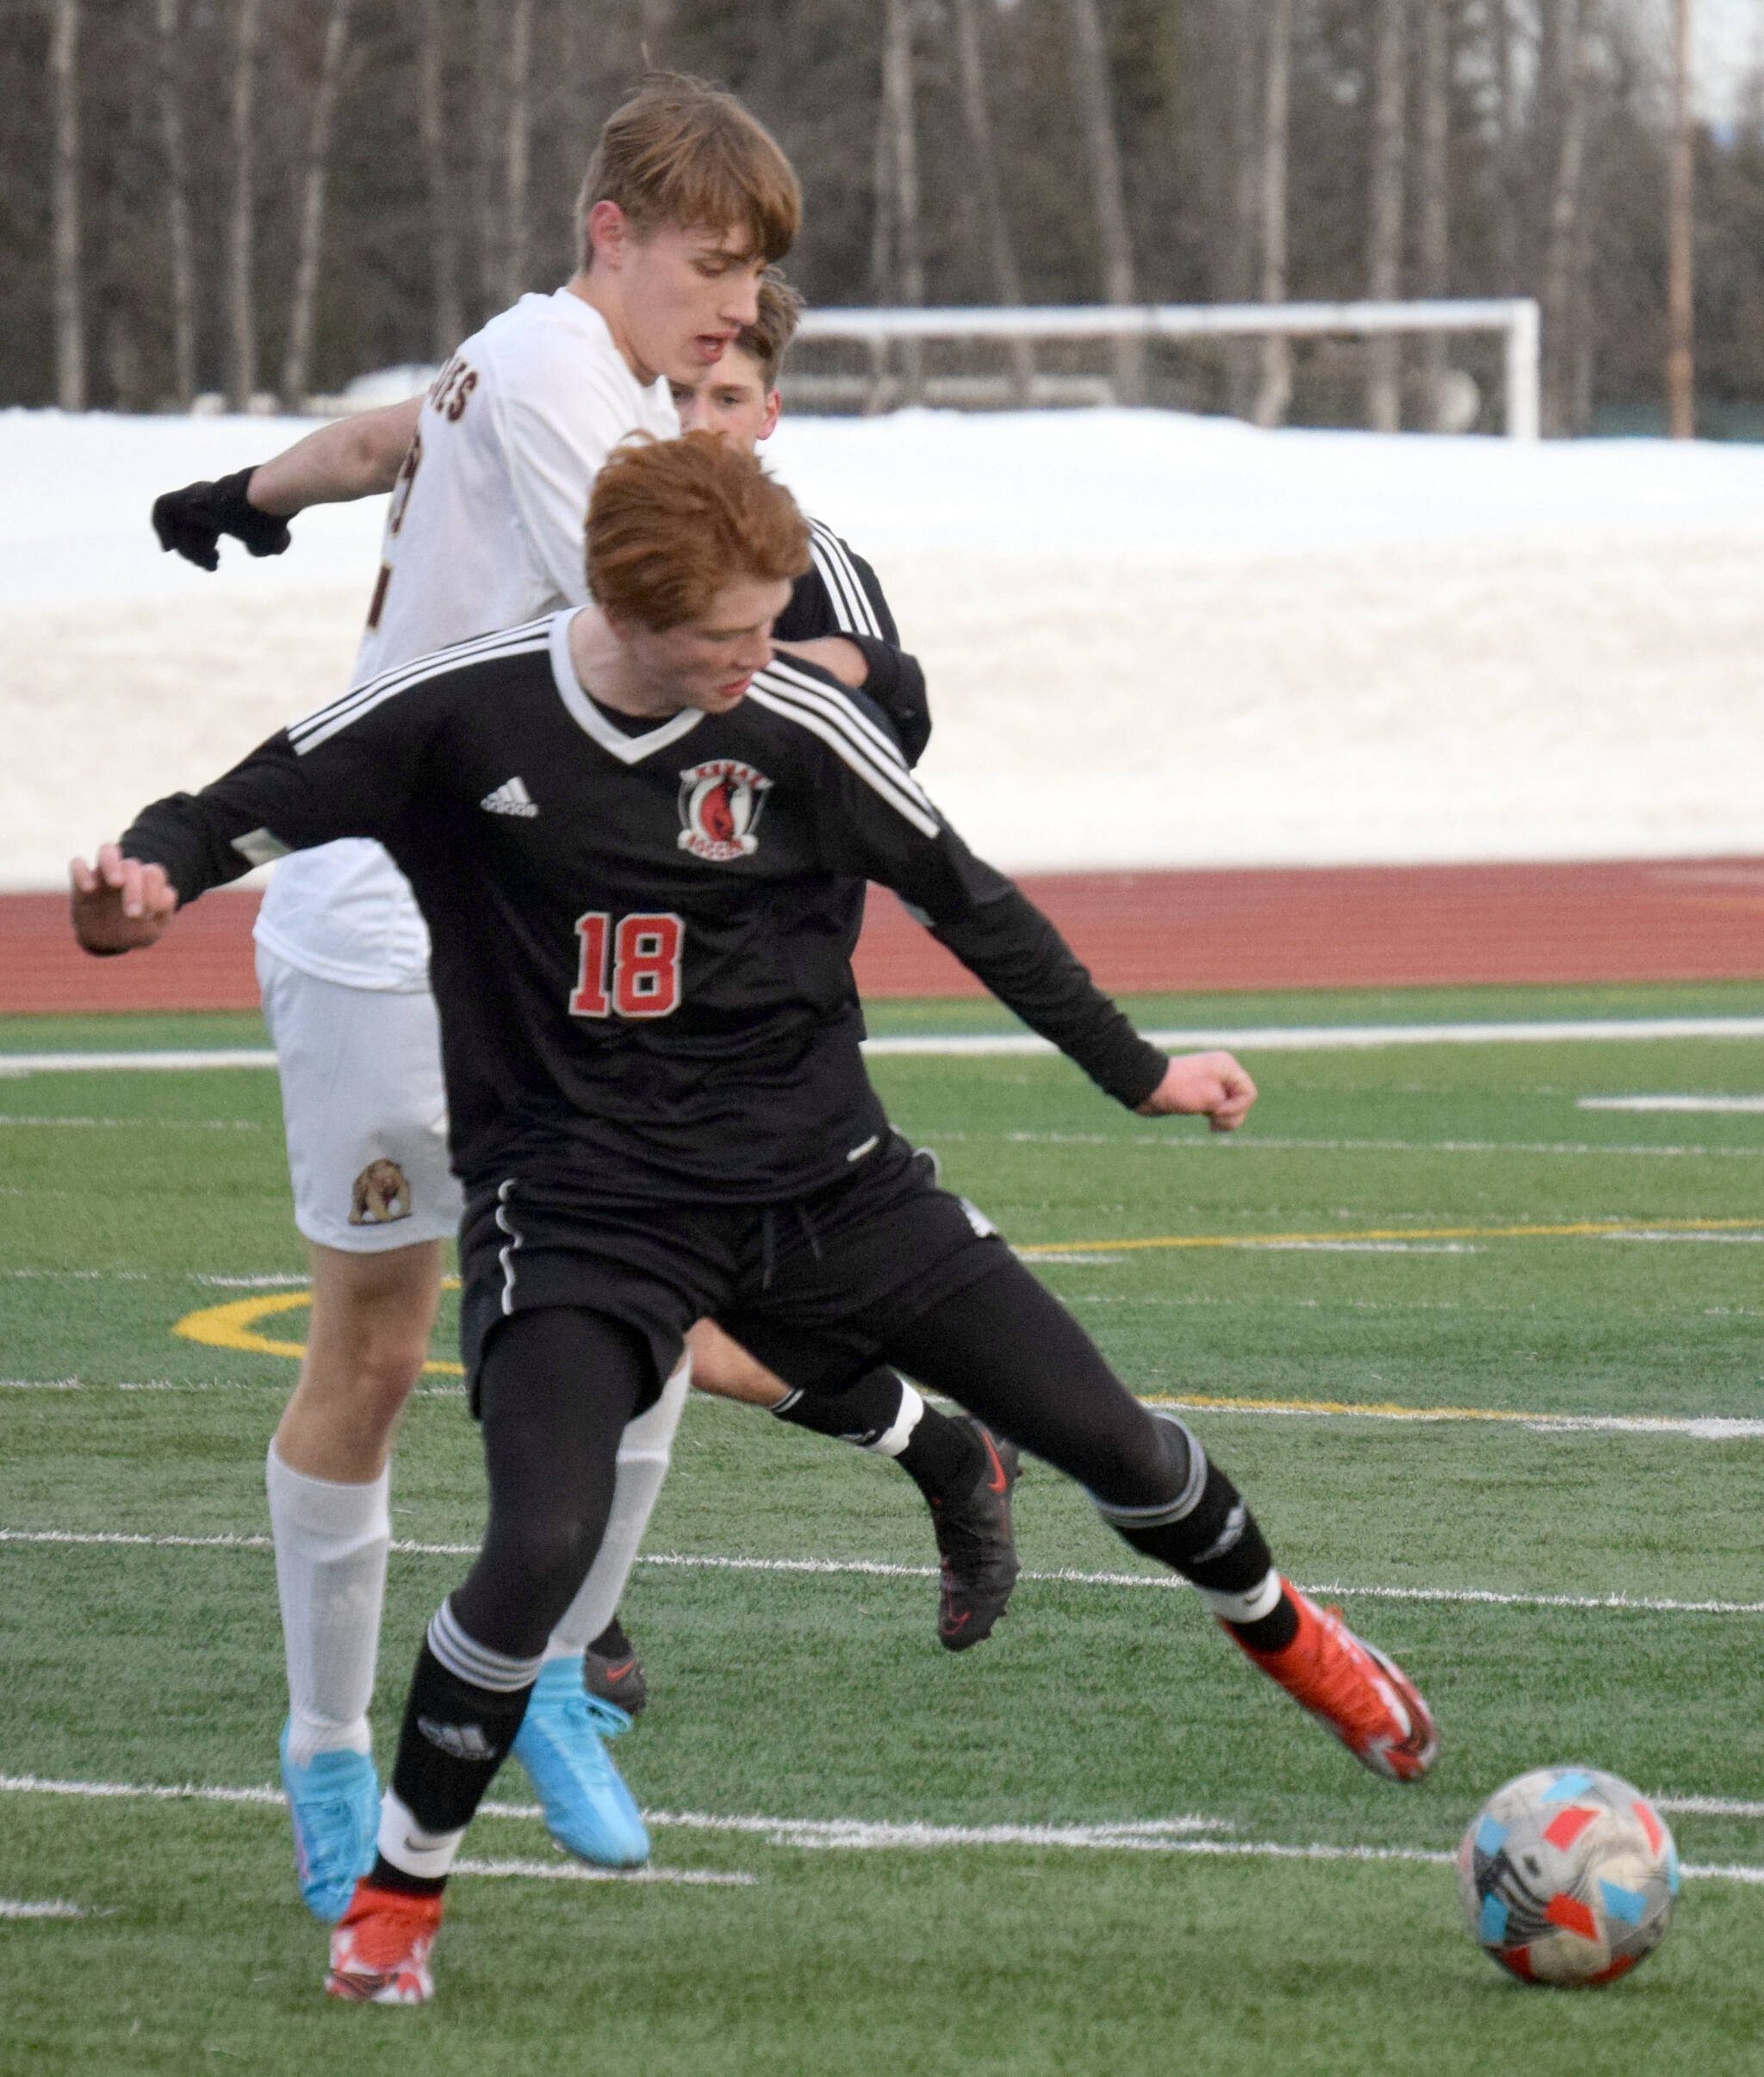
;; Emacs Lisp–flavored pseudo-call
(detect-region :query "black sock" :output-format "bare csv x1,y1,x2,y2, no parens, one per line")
773,1367,984,1503
387,1636,534,1842
367,1858,448,1899
1102,1420,1301,1654
587,1615,633,1660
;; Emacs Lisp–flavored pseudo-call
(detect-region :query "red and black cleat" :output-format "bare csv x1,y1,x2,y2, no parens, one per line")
930,1419,1022,1651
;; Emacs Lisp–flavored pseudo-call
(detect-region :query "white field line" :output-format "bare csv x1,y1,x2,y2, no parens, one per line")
1,1775,1758,1882
977,1132,1764,1160
1654,1797,1764,1818
0,1899,89,1919
4,1528,1761,1615
1581,1095,1764,1114
1603,1231,1764,1244
452,1860,755,1887
0,1115,258,1130
6,1018,1764,1081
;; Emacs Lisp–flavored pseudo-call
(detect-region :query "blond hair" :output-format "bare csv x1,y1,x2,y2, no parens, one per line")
577,72,800,271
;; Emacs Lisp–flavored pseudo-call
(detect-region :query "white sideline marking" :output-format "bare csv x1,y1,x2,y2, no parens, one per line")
6,1018,1764,1080
7,1529,1761,1615
957,1130,1764,1161
1581,1095,1764,1114
1602,1231,1764,1245
1,1776,1758,1883
0,1114,258,1131
454,1860,755,1887
866,1017,1764,1057
0,1051,277,1075
1653,1796,1764,1819
0,1899,87,1919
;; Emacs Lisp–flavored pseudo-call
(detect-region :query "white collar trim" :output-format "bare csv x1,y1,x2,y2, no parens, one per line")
547,611,705,765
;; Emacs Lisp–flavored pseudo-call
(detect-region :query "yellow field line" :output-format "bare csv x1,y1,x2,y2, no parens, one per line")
173,1285,464,1375
1015,1215,1764,1255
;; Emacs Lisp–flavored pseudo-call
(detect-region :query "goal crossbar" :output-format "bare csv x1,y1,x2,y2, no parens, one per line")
794,299,1542,440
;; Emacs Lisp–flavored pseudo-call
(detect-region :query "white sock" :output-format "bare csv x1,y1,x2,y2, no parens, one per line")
1193,1569,1285,1626
376,1788,464,1884
543,1356,691,1661
863,1379,924,1458
266,1444,390,1767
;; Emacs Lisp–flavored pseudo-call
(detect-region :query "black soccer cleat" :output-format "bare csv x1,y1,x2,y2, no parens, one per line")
930,1420,1022,1651
582,1614,649,1718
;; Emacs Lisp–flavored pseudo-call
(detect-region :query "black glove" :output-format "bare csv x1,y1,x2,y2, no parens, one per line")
151,466,292,571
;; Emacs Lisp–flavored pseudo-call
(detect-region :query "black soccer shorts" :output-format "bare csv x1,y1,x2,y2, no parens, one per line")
457,1133,1011,1413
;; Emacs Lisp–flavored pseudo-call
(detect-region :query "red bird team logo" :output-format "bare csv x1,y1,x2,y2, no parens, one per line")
677,759,773,862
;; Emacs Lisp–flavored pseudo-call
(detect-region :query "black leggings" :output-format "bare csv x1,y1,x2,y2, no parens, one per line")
883,1257,1187,1512
450,1259,1194,1661
449,1306,647,1661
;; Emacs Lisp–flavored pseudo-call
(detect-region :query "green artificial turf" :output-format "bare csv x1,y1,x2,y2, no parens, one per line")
2,983,1761,2074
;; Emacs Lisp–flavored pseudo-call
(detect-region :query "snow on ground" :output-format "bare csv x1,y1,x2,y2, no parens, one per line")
5,403,1762,887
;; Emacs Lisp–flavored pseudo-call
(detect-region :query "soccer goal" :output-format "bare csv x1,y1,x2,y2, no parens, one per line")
790,298,1542,440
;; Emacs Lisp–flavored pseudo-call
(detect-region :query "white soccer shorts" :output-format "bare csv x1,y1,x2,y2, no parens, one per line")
256,947,463,1253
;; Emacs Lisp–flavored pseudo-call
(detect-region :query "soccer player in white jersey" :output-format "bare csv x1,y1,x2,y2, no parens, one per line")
149,73,803,1922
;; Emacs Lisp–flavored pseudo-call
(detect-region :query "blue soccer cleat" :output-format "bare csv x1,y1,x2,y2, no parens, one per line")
511,1657,649,1867
280,1723,380,1923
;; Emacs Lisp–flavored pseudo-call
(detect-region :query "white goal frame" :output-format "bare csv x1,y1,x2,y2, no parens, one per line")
792,298,1542,440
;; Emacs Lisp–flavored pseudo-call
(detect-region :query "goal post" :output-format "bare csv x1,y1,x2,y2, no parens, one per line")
792,299,1543,441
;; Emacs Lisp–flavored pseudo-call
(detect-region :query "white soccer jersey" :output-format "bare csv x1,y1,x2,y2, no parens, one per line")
254,287,679,991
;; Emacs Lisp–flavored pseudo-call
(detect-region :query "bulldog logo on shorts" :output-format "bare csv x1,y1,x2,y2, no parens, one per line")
350,1159,413,1225
677,759,772,862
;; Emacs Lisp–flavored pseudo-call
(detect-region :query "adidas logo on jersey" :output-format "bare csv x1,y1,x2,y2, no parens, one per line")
481,776,537,818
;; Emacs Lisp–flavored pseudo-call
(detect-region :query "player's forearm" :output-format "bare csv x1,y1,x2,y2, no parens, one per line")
247,397,421,515
930,890,1167,1109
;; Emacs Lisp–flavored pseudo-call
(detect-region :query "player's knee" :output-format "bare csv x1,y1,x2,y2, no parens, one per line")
1088,1408,1202,1521
497,1508,604,1611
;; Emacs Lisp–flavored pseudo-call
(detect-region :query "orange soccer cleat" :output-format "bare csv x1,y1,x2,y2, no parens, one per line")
324,1880,444,2005
1227,1583,1438,1782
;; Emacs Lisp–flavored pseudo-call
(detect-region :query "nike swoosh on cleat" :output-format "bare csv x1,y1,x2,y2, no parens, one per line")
601,1660,637,1681
981,1433,1009,1495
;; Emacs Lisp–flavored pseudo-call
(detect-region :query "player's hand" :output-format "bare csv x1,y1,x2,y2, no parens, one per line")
1136,1049,1257,1132
773,636,868,687
151,466,291,570
69,845,179,955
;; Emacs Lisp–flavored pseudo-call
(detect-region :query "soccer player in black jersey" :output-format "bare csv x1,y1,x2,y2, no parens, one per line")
77,433,1437,2006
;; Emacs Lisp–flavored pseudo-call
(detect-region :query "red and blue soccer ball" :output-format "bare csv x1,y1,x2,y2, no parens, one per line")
1458,1765,1680,1986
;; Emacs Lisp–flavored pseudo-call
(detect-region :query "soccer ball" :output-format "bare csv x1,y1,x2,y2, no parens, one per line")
1458,1765,1679,1986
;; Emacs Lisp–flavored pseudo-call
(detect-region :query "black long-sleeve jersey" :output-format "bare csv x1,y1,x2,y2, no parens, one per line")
121,613,1166,1206
775,517,929,766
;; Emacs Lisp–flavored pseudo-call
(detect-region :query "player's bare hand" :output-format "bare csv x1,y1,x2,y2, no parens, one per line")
773,635,868,687
70,844,178,955
1136,1049,1257,1132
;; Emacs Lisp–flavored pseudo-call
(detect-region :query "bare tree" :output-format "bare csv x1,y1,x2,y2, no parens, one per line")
950,0,1034,400
503,0,534,305
1541,0,1595,433
879,0,924,401
1490,0,1519,291
48,0,84,411
1366,0,1409,430
1253,0,1294,427
1417,0,1451,426
155,0,196,407
1666,0,1695,436
281,0,354,408
1060,0,1145,403
227,0,264,411
472,0,506,322
418,0,463,358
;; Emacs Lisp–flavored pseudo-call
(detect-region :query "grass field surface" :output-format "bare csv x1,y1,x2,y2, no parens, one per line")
3,981,1762,2074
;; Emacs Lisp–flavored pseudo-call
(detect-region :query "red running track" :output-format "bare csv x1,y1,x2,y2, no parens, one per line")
12,857,1764,1016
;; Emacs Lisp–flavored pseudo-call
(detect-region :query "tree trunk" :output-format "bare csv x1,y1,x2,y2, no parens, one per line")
881,0,923,401
1417,0,1450,427
503,0,533,305
155,0,195,407
1059,0,1145,404
49,0,84,412
1666,0,1695,437
1491,0,1518,292
227,0,263,412
418,0,463,359
1541,0,1594,436
1365,0,1408,431
1253,0,1293,428
950,0,1034,400
280,0,352,409
473,0,506,322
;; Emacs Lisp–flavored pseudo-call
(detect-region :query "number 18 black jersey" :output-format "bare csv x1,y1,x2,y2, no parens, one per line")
122,613,1168,1207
